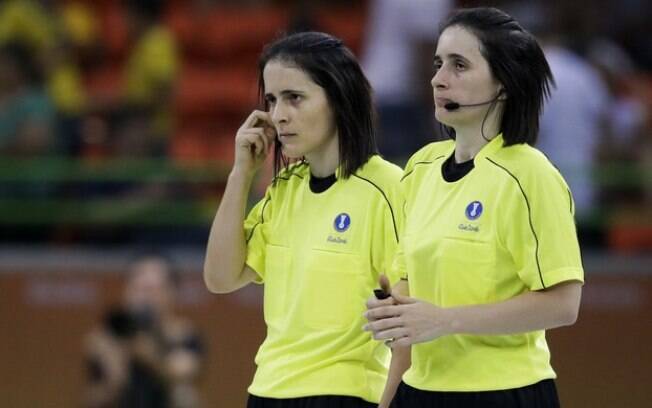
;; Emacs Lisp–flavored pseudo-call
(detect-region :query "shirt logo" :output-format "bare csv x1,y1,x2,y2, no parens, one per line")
465,201,483,220
333,213,351,232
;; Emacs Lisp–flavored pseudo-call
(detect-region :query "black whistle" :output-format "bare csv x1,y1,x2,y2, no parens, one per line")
374,289,391,300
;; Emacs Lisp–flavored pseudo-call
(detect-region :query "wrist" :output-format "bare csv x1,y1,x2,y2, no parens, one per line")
442,306,462,335
229,167,256,183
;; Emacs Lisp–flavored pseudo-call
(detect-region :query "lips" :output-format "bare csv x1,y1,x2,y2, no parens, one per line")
434,97,454,108
279,133,297,141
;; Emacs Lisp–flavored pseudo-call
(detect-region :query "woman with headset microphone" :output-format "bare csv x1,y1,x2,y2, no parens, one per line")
365,7,584,408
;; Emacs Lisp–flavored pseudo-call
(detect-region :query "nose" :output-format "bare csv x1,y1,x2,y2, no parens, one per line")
431,67,449,90
270,102,288,125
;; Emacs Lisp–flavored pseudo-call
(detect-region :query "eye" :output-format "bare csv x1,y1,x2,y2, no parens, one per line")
454,60,467,71
265,95,276,105
288,93,302,103
433,60,443,71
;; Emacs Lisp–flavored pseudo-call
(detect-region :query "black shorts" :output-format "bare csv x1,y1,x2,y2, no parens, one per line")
391,379,560,408
247,394,376,408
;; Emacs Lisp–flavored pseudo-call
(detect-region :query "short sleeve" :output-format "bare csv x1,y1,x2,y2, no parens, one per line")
502,166,584,291
244,189,272,283
370,179,404,285
390,240,408,281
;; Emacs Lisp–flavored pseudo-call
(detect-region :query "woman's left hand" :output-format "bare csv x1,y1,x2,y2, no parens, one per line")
363,294,452,347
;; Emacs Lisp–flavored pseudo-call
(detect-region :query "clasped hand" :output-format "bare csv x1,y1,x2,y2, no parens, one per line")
363,293,452,347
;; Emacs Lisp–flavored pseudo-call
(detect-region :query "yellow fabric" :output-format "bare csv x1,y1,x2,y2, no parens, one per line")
394,134,584,391
0,0,55,51
123,25,177,137
60,3,98,47
244,156,403,402
47,63,86,114
124,26,177,104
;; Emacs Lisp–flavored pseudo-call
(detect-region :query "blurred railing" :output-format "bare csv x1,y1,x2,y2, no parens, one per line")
0,156,651,249
0,157,235,244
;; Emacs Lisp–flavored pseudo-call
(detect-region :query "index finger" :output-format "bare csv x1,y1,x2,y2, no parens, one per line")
364,304,402,321
243,110,272,129
366,296,395,310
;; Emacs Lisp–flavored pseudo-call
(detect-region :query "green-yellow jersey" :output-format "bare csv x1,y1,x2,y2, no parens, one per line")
244,155,403,402
394,134,584,392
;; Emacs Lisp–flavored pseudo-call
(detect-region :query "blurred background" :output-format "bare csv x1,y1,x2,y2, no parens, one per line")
0,0,650,406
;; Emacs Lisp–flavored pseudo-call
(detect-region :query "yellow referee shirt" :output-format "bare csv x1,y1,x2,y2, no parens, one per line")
244,155,403,402
394,134,584,392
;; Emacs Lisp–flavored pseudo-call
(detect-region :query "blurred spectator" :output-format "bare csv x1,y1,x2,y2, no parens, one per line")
507,2,610,245
77,0,178,158
0,42,55,155
0,0,98,155
538,43,610,224
0,0,56,58
45,1,100,155
362,0,452,160
121,0,178,148
587,38,649,204
84,253,204,408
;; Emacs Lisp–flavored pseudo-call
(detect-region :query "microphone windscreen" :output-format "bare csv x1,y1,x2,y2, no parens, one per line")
444,102,460,110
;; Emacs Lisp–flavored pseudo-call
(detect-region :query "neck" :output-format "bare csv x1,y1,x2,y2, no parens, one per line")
452,111,500,163
306,135,339,177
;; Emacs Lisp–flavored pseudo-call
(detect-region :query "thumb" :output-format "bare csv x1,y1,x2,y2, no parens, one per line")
391,292,416,305
379,274,391,295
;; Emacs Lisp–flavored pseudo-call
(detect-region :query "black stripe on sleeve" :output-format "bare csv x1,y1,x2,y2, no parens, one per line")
245,197,271,244
486,158,546,289
352,174,399,243
400,156,446,182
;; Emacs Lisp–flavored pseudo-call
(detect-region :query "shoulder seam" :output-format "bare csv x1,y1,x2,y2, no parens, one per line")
485,157,546,289
400,156,446,182
351,174,399,243
246,197,271,244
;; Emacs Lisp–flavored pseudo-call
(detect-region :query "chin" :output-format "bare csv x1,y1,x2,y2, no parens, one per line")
435,113,464,129
281,146,304,159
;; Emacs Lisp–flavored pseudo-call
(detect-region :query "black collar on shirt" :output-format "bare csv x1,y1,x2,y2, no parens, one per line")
442,152,475,182
309,173,337,193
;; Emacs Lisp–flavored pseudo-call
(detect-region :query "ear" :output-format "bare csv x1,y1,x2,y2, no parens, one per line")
497,88,507,100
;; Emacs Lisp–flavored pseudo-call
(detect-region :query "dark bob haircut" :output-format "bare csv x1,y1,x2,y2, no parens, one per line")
258,31,377,178
439,7,554,146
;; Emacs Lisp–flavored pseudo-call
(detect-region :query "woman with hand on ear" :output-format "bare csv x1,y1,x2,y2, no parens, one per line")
365,8,584,408
204,31,404,408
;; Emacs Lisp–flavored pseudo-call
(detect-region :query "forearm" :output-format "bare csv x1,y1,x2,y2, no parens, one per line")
379,345,411,408
448,281,582,335
204,169,255,293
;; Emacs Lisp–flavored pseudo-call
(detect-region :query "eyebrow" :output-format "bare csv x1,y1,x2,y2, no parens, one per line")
265,89,305,98
434,53,471,63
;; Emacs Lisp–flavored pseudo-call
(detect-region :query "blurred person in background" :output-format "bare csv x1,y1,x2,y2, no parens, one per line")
539,38,609,240
0,0,91,156
0,41,54,155
587,38,651,209
84,253,204,408
204,31,403,407
76,0,178,158
362,0,451,161
518,3,611,247
119,0,177,154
